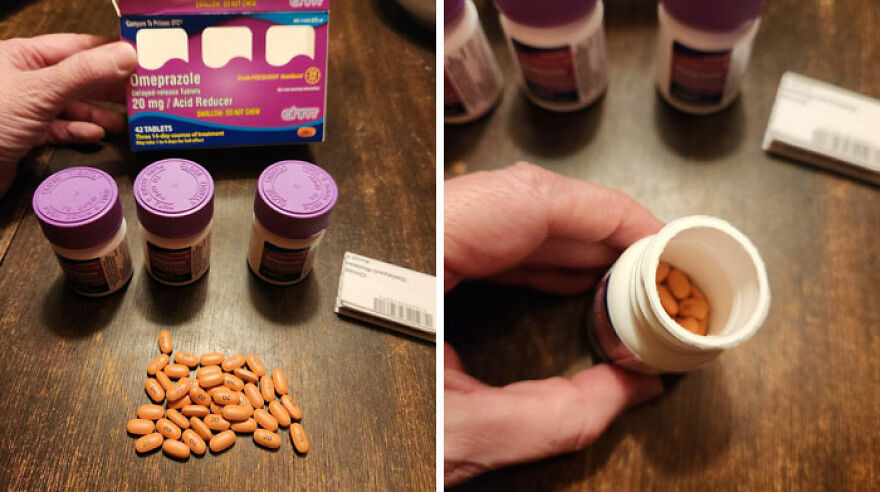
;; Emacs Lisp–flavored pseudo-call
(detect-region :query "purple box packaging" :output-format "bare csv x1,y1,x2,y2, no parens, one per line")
113,0,329,150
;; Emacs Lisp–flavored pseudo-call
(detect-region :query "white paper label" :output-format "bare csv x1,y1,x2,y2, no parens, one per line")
335,252,436,340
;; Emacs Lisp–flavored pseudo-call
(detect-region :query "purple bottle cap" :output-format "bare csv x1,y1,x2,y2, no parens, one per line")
662,0,763,32
445,0,465,25
32,167,123,250
494,0,598,28
134,158,214,238
254,161,338,239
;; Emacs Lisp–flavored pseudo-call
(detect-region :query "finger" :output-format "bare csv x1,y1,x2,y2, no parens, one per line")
33,41,137,114
489,266,602,295
61,101,125,133
445,162,663,287
522,239,620,269
0,34,114,70
41,120,105,146
445,368,485,392
444,365,662,486
85,80,128,104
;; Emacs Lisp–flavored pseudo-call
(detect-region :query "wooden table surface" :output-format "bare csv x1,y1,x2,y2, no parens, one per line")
0,1,435,490
446,0,879,490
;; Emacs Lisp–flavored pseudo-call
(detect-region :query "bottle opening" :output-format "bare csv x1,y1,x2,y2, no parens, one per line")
644,216,770,350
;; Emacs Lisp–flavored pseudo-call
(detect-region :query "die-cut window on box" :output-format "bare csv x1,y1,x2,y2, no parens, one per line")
202,26,253,68
266,25,316,66
136,28,188,70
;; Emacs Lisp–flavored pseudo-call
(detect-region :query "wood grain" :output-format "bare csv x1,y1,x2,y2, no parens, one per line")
446,0,880,490
0,1,436,490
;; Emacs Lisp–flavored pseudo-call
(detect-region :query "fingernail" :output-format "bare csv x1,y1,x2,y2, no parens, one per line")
110,42,137,74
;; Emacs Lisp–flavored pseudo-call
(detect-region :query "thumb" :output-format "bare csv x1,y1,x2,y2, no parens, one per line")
34,41,136,114
445,364,662,486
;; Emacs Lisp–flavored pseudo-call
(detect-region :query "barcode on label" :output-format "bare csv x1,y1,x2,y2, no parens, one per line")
812,128,880,166
373,296,433,328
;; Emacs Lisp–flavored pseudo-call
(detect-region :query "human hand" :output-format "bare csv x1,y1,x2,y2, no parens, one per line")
444,163,665,485
0,34,137,198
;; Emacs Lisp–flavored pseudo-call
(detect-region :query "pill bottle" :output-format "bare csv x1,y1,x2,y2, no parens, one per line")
248,161,337,286
655,0,763,115
495,0,608,112
32,167,133,297
588,216,771,374
444,0,504,124
134,158,214,287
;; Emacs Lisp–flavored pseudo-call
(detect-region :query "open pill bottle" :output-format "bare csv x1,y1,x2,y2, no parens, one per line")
588,216,771,374
33,167,133,297
444,0,504,124
248,161,337,286
655,0,763,115
134,158,214,287
495,0,607,112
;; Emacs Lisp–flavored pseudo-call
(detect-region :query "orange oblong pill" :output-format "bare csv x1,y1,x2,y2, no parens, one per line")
196,365,221,379
244,383,264,409
157,418,181,440
234,367,259,384
200,352,224,366
297,126,316,138
199,372,224,389
162,439,190,460
223,374,244,392
656,261,671,283
259,376,274,402
137,404,164,420
221,354,245,372
254,409,278,431
182,429,207,455
136,433,164,453
209,430,236,453
213,388,237,406
167,395,191,410
667,268,691,300
680,297,709,320
190,386,211,406
147,354,170,375
269,401,290,427
281,395,302,421
145,378,165,403
156,371,174,392
189,417,212,441
166,409,190,430
222,405,252,421
231,418,257,434
289,423,309,454
254,429,281,449
245,354,266,377
237,392,253,412
157,330,172,354
127,419,155,435
210,402,223,415
164,364,189,379
657,284,679,317
272,369,288,396
204,414,230,431
677,316,703,335
174,351,198,368
167,380,190,402
181,405,209,418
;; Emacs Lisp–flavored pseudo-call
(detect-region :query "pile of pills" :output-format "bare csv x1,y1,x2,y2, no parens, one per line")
656,261,710,336
127,330,310,460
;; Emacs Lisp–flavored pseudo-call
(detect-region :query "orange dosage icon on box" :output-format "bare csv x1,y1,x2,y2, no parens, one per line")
297,127,317,138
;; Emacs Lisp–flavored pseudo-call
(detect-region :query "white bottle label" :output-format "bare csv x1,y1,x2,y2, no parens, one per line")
56,240,133,295
147,234,210,284
510,28,606,105
669,41,732,105
444,26,503,120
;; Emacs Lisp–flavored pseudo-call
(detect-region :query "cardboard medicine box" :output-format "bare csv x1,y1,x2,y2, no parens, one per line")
113,0,329,151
